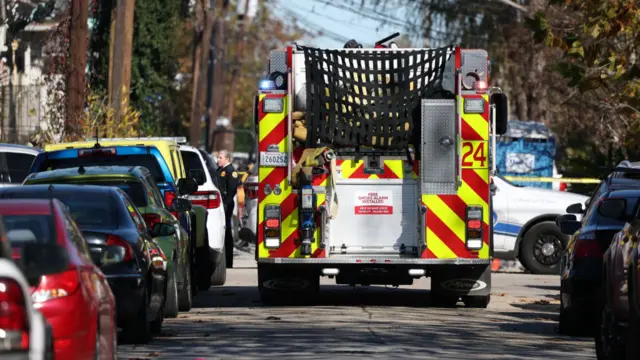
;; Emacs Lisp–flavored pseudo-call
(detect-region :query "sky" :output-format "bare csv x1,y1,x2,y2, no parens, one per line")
274,0,410,49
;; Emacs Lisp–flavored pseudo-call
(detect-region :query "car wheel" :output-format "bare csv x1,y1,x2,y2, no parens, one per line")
210,247,227,286
164,261,179,318
596,303,625,360
462,295,490,308
196,234,214,291
558,293,585,336
178,253,193,311
519,221,565,275
121,289,151,344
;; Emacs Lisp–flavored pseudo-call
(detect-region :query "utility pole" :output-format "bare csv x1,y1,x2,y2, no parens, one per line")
66,0,89,140
206,0,230,152
225,0,252,122
109,0,135,125
189,0,215,148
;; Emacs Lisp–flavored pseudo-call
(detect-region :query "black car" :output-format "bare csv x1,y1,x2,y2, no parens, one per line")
558,187,640,336
0,184,180,344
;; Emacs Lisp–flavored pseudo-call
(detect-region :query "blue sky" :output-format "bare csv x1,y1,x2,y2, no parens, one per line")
274,0,410,49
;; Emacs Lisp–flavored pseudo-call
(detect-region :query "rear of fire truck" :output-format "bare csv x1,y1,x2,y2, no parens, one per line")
253,36,509,307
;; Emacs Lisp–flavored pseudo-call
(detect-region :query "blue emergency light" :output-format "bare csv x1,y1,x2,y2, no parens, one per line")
259,80,276,90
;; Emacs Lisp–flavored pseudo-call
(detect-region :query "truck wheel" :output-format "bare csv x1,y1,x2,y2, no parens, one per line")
430,292,459,308
210,247,227,286
258,265,319,306
463,295,490,308
519,221,565,275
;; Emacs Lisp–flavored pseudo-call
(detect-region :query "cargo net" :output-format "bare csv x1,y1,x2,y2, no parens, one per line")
300,45,454,150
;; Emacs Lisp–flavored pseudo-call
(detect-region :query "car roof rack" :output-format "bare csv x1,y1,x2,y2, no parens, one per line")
603,161,640,186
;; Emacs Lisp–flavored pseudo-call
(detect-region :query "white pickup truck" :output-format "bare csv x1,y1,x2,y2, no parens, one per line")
491,175,589,274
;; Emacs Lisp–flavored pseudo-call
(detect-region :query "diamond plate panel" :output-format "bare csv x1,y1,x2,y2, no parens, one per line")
461,49,488,83
269,50,288,75
421,99,457,195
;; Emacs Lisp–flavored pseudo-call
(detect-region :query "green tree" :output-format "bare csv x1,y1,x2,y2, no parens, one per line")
88,0,183,136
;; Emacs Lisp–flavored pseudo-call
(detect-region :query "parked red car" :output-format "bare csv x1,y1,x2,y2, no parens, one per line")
0,198,117,359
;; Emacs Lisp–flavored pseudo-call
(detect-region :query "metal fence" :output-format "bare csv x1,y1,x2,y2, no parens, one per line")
0,84,47,144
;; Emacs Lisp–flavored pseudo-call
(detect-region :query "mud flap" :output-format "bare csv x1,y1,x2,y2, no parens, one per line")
258,264,319,305
430,264,491,305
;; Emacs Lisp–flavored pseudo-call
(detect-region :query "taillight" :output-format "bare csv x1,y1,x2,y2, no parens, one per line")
574,236,603,259
149,246,166,272
263,205,281,249
104,235,134,263
143,213,162,229
0,278,29,351
244,182,258,199
32,270,80,303
164,190,178,218
465,206,483,250
188,191,221,209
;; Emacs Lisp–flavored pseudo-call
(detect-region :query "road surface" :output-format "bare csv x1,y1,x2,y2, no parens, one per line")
118,249,596,359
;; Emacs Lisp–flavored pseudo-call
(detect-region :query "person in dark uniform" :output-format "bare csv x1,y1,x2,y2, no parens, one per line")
216,150,238,268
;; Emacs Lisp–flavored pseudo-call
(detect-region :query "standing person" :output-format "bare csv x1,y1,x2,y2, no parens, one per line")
216,150,238,268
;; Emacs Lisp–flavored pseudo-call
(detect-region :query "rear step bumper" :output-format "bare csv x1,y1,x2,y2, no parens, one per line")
258,257,490,265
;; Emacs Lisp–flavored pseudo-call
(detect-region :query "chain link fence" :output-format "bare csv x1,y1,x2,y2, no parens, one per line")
0,84,48,145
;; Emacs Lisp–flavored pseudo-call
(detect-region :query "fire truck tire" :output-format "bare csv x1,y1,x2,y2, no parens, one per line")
518,221,565,275
462,295,490,308
258,265,319,306
430,292,459,308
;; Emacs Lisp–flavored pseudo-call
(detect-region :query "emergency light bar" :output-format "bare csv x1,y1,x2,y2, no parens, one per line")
89,137,188,144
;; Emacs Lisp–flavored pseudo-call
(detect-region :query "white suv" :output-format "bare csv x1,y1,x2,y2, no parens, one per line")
492,175,589,274
179,146,228,286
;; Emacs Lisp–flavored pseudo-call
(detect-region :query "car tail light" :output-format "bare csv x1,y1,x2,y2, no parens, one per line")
78,147,116,157
465,206,483,250
143,213,162,229
32,269,80,303
164,190,178,218
244,181,258,199
0,278,29,351
574,233,602,259
104,235,134,263
149,247,167,272
263,205,281,249
188,191,221,209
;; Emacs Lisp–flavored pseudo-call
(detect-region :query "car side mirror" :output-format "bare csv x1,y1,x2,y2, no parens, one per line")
491,92,508,135
556,214,577,227
149,222,176,237
559,220,582,235
189,169,206,186
566,203,585,214
598,198,627,220
169,197,191,213
177,178,198,195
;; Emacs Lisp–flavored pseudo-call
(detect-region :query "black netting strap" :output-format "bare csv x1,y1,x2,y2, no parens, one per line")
299,45,454,150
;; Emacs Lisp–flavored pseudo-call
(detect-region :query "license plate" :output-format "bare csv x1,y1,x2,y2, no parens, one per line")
260,152,288,167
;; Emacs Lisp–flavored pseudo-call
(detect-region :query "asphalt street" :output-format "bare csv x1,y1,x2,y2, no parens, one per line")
118,249,596,360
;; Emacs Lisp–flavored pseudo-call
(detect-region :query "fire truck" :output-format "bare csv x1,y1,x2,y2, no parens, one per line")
252,33,508,307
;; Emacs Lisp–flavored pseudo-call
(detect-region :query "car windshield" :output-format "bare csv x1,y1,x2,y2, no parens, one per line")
39,154,167,183
181,150,205,175
4,214,54,246
66,179,148,207
7,192,119,229
2,214,67,275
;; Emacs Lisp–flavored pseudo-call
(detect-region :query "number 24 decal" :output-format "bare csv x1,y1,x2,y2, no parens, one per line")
461,141,488,167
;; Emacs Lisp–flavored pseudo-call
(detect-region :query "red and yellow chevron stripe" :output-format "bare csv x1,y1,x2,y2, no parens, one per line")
421,94,490,260
256,93,327,260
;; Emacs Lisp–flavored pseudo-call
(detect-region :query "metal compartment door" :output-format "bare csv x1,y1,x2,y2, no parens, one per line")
327,180,419,256
421,99,457,195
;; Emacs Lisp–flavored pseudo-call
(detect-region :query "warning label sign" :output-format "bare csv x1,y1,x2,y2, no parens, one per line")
354,191,393,215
